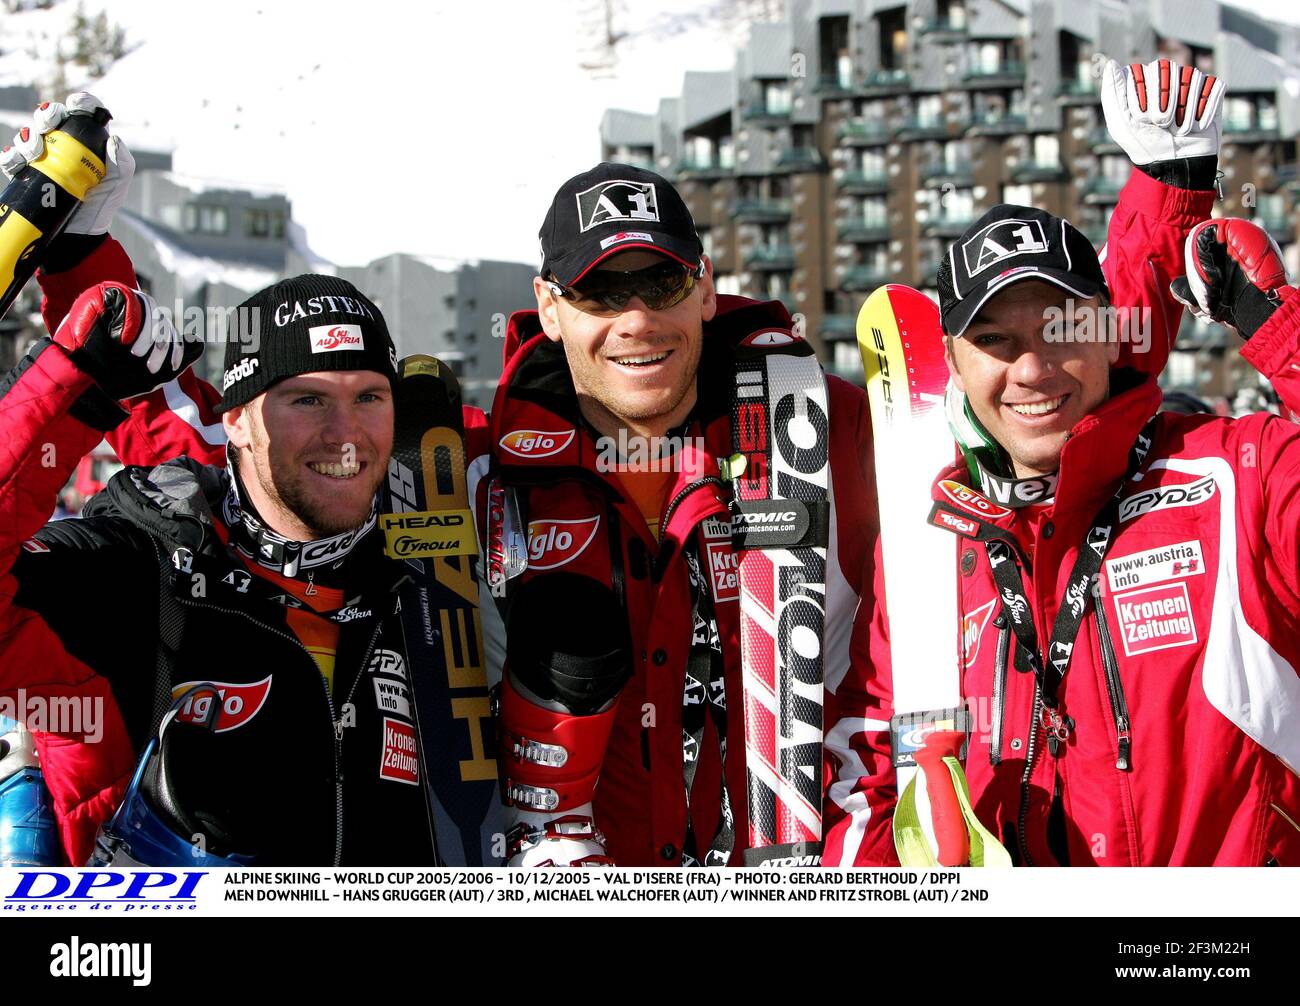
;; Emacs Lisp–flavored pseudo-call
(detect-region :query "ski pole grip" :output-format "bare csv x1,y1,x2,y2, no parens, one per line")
913,730,970,867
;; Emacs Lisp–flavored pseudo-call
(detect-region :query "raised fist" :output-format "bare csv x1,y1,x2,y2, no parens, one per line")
1101,57,1225,164
1171,218,1292,339
54,282,202,399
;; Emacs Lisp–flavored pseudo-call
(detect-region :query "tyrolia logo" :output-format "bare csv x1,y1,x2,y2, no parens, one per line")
6,870,204,912
499,429,576,459
309,323,364,353
380,509,476,558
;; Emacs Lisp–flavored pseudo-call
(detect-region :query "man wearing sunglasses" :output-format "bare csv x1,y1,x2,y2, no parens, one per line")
485,163,885,866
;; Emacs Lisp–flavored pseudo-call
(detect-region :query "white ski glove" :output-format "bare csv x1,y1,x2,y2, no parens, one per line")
0,91,134,236
1100,57,1225,164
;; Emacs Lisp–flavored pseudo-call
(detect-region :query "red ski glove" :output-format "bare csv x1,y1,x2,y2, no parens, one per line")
1171,218,1292,339
54,281,202,399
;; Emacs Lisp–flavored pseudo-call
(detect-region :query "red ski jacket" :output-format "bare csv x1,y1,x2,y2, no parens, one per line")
475,302,882,865
867,211,1300,865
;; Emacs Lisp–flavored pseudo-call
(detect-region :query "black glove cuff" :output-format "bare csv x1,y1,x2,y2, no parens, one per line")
1136,155,1219,191
41,232,110,275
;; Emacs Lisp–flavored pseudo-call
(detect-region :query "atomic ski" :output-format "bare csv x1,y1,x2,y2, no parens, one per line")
730,330,830,865
383,355,504,865
856,286,1009,867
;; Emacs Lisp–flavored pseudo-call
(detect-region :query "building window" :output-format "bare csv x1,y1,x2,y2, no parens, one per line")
715,273,742,296
915,93,943,128
718,135,736,168
1224,97,1254,132
764,81,792,114
183,204,229,235
1003,184,1033,205
244,208,286,239
1032,134,1059,167
862,196,888,227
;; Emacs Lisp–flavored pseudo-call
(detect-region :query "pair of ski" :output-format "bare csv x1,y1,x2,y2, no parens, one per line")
727,290,989,867
382,356,503,866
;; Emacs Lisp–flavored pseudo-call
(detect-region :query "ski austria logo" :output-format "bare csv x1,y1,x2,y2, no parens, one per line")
1119,476,1217,523
171,677,271,733
575,179,660,232
526,516,601,570
599,230,654,250
499,429,576,459
939,480,1011,521
961,598,998,668
960,218,1049,275
309,323,364,353
741,329,800,347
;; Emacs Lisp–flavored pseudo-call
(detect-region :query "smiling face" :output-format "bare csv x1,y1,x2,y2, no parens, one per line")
534,249,717,441
222,371,394,540
945,280,1118,478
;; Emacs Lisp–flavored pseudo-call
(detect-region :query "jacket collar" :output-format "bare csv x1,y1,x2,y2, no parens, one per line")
932,369,1162,528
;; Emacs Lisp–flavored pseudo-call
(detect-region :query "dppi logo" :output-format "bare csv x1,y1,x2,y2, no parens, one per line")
499,428,576,459
6,871,204,911
171,677,272,733
526,516,600,570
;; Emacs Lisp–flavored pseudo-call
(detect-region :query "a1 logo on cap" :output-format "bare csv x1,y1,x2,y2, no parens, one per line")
961,218,1049,277
309,324,365,354
576,179,660,233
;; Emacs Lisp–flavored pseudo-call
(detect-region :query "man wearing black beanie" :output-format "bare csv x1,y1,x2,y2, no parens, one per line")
0,253,440,864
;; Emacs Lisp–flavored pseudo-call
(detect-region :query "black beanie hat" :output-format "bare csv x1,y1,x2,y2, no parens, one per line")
216,274,398,412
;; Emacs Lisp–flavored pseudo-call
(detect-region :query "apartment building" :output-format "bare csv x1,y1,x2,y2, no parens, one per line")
600,0,1300,400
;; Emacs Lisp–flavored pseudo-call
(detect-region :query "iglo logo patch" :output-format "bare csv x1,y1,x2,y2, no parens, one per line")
741,330,799,347
171,677,272,733
526,516,601,570
575,179,659,232
939,480,1011,520
960,218,1049,276
961,598,998,668
499,429,576,459
309,323,364,353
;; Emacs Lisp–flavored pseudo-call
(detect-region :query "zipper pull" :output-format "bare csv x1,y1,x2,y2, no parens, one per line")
1040,705,1073,757
334,719,345,741
1116,719,1131,771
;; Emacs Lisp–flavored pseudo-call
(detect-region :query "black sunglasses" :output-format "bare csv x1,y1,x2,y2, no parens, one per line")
547,260,705,315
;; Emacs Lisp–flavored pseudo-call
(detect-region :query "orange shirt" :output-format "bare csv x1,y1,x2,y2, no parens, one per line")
245,563,343,693
614,466,676,540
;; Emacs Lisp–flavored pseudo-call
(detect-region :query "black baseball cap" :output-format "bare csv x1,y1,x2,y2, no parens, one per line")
938,205,1109,337
539,162,704,286
216,274,398,412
